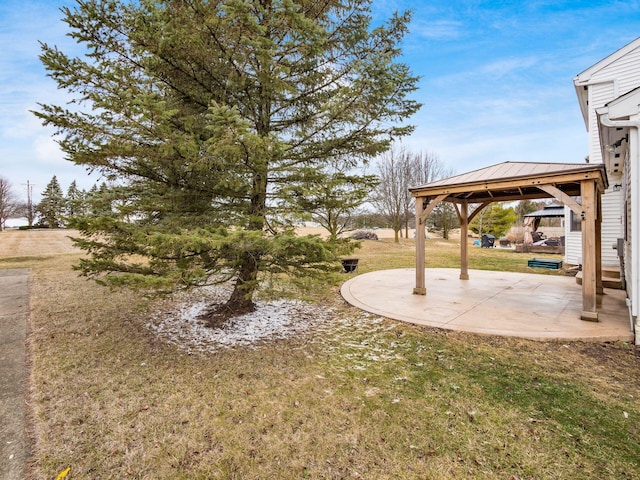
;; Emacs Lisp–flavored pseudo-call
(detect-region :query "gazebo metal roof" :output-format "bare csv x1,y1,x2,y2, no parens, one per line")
409,161,607,203
523,205,566,218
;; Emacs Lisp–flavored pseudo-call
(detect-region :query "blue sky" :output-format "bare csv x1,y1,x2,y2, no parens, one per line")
1,0,640,205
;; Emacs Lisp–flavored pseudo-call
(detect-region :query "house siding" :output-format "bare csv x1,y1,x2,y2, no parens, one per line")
567,43,640,268
588,82,615,163
564,205,582,265
601,182,623,267
564,188,622,268
587,43,640,92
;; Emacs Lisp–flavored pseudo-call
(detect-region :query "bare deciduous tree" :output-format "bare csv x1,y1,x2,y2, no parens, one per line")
373,148,409,242
403,151,447,237
374,148,448,242
0,176,23,230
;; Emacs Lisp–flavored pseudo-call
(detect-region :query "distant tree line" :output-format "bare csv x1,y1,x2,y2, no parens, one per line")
1,166,542,242
0,175,110,230
360,152,552,241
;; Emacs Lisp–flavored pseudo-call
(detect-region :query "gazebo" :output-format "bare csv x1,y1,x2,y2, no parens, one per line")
522,204,565,246
409,161,608,321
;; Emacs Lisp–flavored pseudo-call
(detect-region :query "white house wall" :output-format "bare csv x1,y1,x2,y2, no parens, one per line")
589,82,622,268
588,82,615,163
567,44,640,268
565,187,622,268
564,205,582,265
601,182,623,267
584,42,640,95
598,45,640,87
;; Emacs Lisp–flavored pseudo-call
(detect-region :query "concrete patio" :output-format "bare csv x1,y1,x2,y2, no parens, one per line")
341,268,634,342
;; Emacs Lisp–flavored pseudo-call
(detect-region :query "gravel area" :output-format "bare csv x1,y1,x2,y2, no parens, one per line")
147,286,337,354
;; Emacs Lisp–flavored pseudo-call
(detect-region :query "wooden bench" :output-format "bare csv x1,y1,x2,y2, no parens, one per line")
527,258,563,270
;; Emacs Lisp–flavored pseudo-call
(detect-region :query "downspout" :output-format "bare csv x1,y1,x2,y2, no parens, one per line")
599,114,640,344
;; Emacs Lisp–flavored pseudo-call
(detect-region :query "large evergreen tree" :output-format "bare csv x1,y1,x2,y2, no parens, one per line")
65,180,87,224
35,0,420,315
469,203,517,239
36,175,65,228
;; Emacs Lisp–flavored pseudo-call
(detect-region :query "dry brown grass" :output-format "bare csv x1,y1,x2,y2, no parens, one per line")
0,229,82,257
1,230,639,479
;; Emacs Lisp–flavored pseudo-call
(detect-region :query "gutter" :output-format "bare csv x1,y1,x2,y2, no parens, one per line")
573,78,618,130
599,114,640,344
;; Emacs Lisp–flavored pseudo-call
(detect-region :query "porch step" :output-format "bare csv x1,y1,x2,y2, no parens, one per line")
575,268,624,290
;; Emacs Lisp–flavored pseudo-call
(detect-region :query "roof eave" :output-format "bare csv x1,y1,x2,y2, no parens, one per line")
573,80,590,128
410,165,605,193
410,166,608,199
574,37,640,84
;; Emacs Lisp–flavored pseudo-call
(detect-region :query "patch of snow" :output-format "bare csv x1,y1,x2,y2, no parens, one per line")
147,286,335,354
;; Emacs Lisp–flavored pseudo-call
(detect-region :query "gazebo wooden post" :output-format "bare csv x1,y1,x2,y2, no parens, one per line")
581,180,599,321
414,197,426,295
459,201,469,280
596,193,604,296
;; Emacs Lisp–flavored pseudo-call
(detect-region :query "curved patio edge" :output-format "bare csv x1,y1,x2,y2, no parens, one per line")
340,268,633,342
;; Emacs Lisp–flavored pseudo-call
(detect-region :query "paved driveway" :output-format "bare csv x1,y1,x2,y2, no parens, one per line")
0,269,30,480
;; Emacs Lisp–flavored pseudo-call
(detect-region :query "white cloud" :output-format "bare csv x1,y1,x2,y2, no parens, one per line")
33,134,64,164
479,57,539,79
412,19,465,40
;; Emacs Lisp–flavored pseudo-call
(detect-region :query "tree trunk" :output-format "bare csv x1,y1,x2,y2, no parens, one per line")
226,251,259,313
202,251,259,328
220,163,268,316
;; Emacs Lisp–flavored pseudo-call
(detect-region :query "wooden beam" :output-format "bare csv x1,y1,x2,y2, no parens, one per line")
449,191,581,204
580,180,598,321
468,202,491,223
419,193,448,223
410,170,606,198
460,201,469,280
537,184,582,216
452,203,461,221
414,195,426,295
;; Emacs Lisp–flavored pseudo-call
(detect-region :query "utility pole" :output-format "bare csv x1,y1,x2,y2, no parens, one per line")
22,181,34,227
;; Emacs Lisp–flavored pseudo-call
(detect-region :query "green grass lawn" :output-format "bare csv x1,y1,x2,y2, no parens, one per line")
354,237,566,275
2,236,639,479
